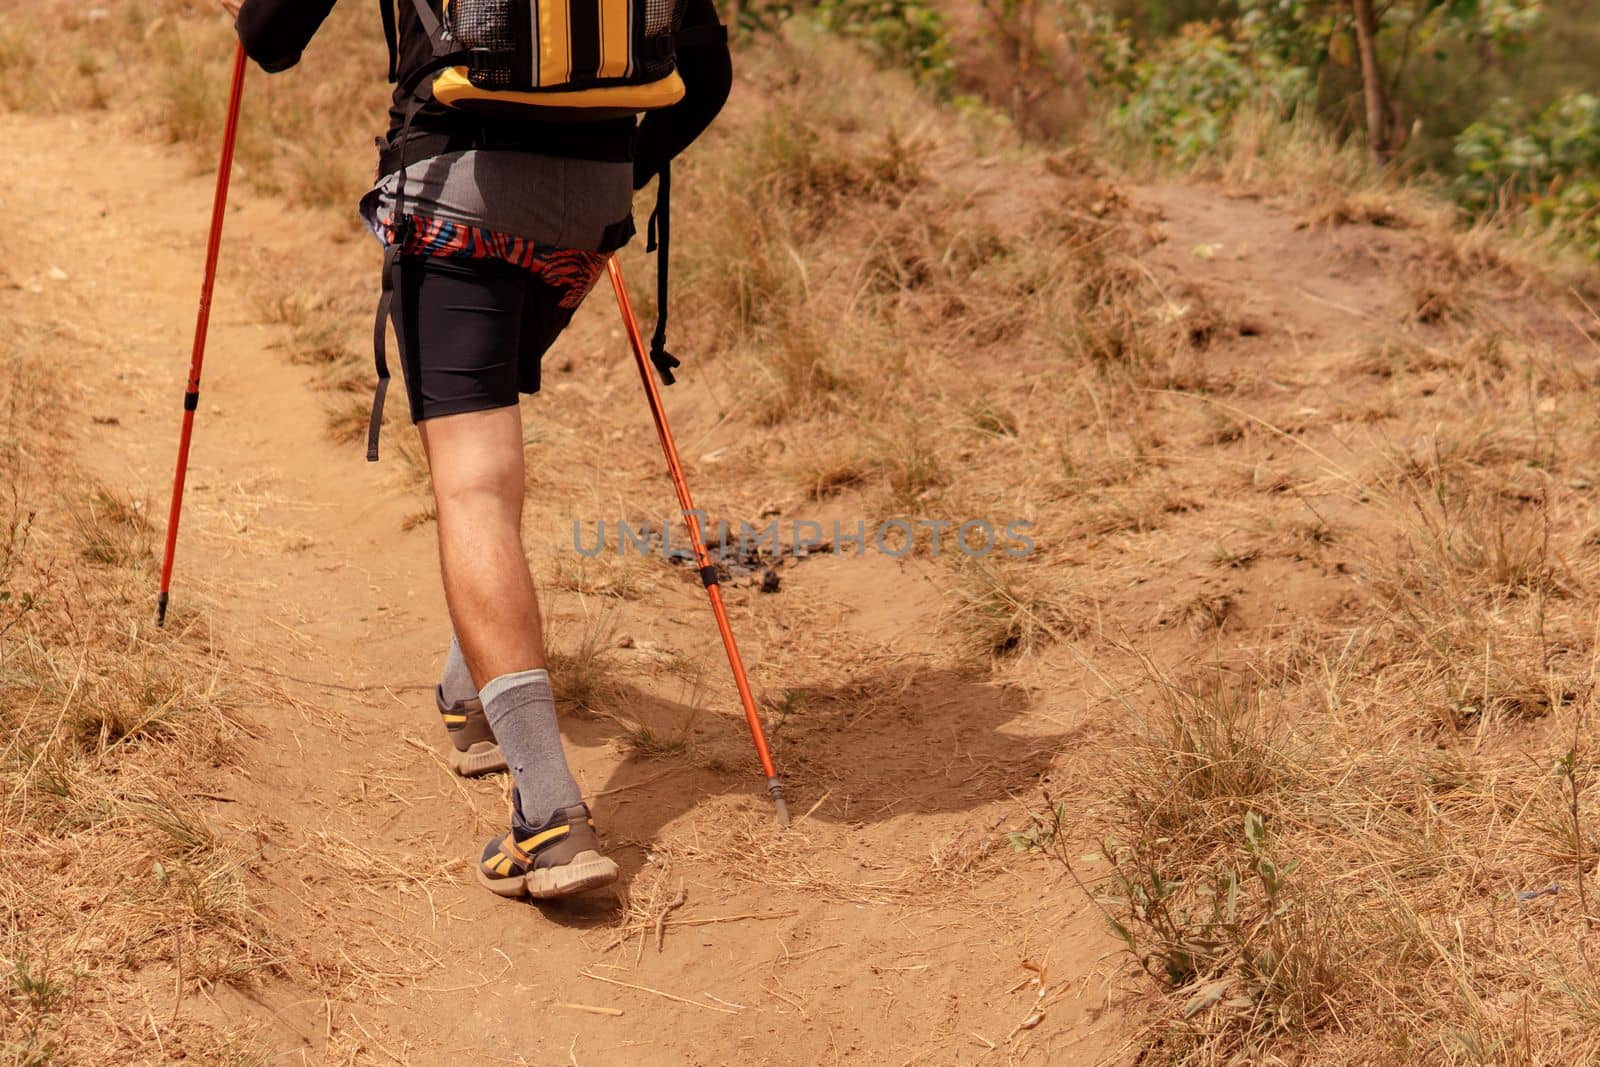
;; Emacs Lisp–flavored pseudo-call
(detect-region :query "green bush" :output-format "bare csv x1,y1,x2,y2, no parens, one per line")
816,0,953,89
1454,92,1600,257
1102,23,1312,162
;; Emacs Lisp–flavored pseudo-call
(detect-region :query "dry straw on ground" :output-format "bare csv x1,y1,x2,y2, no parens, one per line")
0,340,274,1061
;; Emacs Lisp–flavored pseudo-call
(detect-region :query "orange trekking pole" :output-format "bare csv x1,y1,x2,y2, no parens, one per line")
157,43,247,627
607,258,790,827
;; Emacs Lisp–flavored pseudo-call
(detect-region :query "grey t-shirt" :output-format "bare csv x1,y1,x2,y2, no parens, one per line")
361,149,634,252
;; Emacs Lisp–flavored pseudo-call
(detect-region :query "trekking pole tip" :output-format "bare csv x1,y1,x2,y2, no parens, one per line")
768,777,790,828
156,591,169,627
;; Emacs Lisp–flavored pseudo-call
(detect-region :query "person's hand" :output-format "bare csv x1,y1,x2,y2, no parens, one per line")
219,0,242,18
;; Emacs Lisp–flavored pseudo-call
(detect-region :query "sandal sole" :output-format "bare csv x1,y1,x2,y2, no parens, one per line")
450,741,508,778
477,850,619,900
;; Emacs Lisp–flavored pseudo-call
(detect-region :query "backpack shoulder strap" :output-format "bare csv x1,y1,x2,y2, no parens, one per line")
406,0,450,52
380,0,458,86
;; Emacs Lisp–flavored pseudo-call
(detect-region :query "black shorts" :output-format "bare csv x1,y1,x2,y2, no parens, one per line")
393,253,585,423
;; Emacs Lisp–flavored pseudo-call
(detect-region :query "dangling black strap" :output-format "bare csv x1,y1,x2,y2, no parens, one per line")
368,237,403,462
368,96,429,462
644,162,679,386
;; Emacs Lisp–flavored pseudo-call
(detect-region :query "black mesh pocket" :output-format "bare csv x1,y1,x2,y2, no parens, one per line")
447,0,518,89
638,0,684,80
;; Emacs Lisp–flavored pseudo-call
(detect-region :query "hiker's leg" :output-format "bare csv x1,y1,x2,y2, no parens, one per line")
389,242,617,896
422,409,508,777
419,406,581,828
418,405,545,682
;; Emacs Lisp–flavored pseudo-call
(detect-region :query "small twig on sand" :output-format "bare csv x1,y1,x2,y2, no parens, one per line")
798,789,831,823
1006,1010,1044,1042
762,980,807,1016
672,910,796,928
587,767,684,799
401,734,477,810
600,910,795,954
579,971,739,1014
171,930,184,1024
656,881,688,952
557,1003,624,1017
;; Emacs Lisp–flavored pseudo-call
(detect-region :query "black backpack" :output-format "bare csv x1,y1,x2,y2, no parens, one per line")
367,0,730,459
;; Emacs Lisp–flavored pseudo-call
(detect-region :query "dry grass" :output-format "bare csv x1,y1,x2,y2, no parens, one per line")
948,560,1084,659
0,346,272,1062
548,552,653,600
251,278,383,444
1010,303,1600,1061
1106,96,1598,298
669,24,1206,544
0,0,382,208
1078,657,1600,1062
545,604,624,715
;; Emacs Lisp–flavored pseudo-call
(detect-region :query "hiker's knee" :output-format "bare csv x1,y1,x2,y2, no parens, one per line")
435,469,520,524
430,445,520,502
418,405,524,517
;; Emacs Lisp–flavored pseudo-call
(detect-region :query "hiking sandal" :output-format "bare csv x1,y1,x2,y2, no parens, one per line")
478,798,620,899
437,686,508,778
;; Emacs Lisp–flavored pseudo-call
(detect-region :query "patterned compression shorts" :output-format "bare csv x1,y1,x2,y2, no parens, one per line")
383,214,611,423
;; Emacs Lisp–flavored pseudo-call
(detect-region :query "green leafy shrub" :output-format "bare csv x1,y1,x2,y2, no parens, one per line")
1101,23,1312,162
817,0,954,89
1454,92,1600,257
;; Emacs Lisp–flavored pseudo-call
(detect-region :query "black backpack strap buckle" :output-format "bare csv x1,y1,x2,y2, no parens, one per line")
649,343,680,385
645,162,677,386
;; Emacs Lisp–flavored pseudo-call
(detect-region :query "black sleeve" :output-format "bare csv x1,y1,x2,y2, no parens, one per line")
633,0,732,189
235,0,339,73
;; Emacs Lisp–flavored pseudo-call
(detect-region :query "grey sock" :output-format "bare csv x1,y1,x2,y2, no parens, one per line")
439,635,478,706
480,669,582,827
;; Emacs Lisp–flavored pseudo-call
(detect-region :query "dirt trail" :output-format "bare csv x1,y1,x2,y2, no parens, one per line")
8,98,1536,1061
3,111,1131,1063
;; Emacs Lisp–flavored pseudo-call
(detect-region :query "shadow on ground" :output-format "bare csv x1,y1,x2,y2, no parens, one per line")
556,666,1061,877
